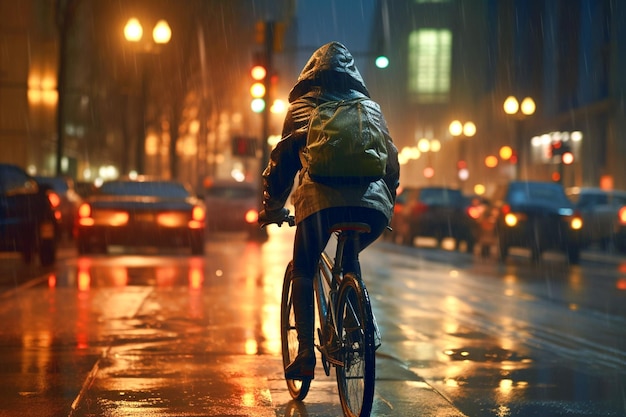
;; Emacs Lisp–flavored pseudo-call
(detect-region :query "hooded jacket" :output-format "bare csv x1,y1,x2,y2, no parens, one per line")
262,41,400,224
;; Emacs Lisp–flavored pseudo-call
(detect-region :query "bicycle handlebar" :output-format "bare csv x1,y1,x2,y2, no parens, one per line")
259,211,295,229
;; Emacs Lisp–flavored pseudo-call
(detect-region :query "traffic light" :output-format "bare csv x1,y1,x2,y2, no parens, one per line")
549,140,574,164
232,136,258,157
455,160,469,180
375,55,389,69
250,53,267,113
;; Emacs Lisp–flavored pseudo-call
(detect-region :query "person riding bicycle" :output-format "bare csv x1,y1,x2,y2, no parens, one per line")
258,41,400,380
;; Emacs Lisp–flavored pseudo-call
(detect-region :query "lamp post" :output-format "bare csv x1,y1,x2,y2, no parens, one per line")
449,120,476,189
123,18,171,175
415,137,440,182
503,96,535,179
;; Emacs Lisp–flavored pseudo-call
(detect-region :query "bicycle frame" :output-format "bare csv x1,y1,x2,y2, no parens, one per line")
314,229,365,372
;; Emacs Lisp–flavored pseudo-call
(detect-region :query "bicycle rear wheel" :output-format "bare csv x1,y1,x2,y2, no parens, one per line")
335,273,376,417
280,262,312,400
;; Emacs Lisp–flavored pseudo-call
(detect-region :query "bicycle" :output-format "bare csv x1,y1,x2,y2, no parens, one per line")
262,211,380,417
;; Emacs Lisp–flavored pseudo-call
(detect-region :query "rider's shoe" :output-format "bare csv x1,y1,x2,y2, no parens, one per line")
284,348,316,380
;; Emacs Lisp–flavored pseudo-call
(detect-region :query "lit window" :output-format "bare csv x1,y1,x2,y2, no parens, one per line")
408,29,452,103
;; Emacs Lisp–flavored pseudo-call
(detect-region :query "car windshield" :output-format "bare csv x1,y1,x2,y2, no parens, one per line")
99,181,190,199
508,183,571,206
575,193,608,208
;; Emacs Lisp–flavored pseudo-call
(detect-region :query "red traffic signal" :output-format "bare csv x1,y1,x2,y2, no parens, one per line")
232,136,258,157
549,140,574,164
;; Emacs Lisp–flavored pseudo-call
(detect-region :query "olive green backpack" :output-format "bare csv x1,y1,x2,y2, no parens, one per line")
304,97,388,185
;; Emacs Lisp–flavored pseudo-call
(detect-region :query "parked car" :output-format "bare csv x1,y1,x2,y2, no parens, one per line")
76,177,206,255
34,175,82,239
390,186,480,252
203,179,259,235
566,187,626,251
484,181,583,264
0,164,58,265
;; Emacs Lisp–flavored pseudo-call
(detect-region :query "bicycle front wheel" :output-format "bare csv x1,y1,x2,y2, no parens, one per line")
335,273,376,417
280,262,312,400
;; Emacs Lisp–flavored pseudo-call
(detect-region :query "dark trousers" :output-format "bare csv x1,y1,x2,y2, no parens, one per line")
291,207,387,284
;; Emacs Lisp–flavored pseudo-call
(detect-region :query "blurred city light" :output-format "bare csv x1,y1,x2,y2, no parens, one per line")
520,97,536,115
485,155,498,168
449,120,463,137
152,20,172,44
375,55,389,69
463,121,476,137
251,65,267,80
503,96,519,114
499,146,513,160
124,18,143,42
270,99,286,114
250,82,265,98
250,97,265,113
474,184,486,195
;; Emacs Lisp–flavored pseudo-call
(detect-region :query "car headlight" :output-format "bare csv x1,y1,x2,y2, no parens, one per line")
570,216,583,230
504,213,518,227
245,209,259,224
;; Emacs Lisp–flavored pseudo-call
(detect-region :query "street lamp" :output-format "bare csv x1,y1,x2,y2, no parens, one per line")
123,17,171,175
503,96,535,178
449,120,476,187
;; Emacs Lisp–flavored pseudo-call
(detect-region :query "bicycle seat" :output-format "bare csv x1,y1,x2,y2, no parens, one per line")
329,222,371,234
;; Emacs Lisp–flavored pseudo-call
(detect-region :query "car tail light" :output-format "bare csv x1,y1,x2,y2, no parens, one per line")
245,209,259,224
108,212,129,226
192,206,205,221
188,206,205,229
47,191,61,209
411,202,428,215
467,205,481,219
157,212,184,227
618,206,626,224
78,203,95,226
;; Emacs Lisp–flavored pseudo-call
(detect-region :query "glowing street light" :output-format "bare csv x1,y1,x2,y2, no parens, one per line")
152,20,172,44
449,120,476,188
503,95,535,179
123,17,172,174
124,18,143,42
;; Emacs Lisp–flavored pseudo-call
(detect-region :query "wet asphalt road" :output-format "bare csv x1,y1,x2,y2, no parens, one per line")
0,227,625,416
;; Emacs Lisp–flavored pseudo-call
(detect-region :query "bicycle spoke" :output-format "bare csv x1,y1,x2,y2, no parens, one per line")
336,274,375,417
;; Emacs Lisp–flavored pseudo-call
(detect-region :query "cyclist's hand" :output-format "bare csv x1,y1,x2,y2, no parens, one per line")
258,207,290,227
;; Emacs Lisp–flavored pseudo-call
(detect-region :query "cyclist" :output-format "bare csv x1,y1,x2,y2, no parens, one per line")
259,41,400,380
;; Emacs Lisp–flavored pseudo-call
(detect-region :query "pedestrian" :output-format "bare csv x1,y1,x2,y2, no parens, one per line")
258,41,400,379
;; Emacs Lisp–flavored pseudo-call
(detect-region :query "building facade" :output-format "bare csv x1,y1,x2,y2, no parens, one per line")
367,0,626,193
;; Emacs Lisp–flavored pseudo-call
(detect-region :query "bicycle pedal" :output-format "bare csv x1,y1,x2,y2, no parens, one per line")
317,344,343,367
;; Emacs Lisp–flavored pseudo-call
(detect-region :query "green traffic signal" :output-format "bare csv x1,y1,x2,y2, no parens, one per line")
375,55,389,69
